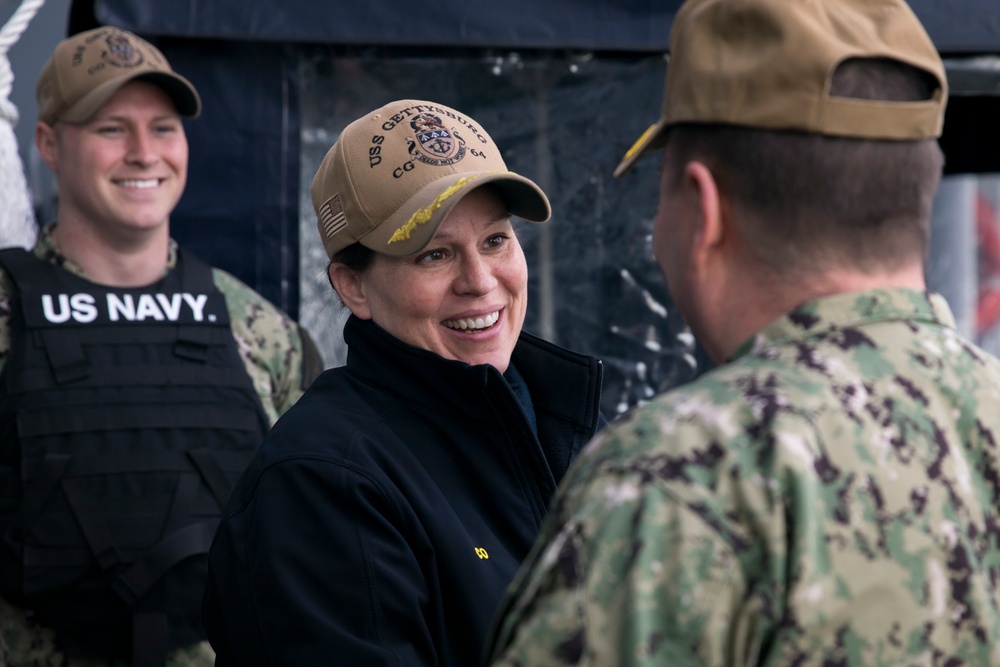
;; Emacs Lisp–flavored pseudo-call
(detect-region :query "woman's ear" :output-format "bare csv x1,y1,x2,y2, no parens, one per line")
328,264,372,320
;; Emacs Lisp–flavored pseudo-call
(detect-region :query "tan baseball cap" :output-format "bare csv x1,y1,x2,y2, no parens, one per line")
614,0,948,178
312,99,552,259
36,26,201,125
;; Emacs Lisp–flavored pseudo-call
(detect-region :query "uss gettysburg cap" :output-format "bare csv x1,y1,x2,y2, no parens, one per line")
312,99,552,259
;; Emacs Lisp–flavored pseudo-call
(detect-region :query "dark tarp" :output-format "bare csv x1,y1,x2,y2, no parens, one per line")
92,0,1000,55
155,41,302,317
92,0,683,52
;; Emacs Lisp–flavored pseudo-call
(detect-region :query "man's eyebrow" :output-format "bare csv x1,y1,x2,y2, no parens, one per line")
92,112,182,123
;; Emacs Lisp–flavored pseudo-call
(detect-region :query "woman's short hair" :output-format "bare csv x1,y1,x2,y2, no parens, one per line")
326,242,375,306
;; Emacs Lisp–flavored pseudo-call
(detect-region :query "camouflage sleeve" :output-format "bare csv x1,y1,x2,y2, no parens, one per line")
0,596,216,666
486,419,765,667
489,298,1000,666
212,269,324,423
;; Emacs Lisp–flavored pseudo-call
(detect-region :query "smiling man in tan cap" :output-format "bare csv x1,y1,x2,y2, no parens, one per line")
485,0,1000,665
0,25,321,667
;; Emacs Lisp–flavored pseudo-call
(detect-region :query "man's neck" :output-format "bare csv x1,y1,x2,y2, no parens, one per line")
710,263,927,363
50,220,170,288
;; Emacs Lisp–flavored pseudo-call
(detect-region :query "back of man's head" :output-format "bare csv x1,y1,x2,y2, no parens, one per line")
616,0,947,174
667,60,944,274
616,0,948,274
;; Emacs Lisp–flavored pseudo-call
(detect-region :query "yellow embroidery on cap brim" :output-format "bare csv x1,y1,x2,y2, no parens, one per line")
388,172,501,245
622,123,659,161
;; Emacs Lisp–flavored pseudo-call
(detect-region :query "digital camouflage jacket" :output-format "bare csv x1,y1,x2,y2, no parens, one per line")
486,288,1000,667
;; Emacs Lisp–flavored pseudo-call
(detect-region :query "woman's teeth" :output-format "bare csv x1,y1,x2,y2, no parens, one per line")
444,311,500,332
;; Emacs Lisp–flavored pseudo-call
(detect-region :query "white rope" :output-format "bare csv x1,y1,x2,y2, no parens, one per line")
1,0,46,122
0,0,46,249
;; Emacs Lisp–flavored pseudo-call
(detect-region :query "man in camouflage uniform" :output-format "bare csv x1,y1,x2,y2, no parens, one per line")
0,26,321,666
485,0,1000,665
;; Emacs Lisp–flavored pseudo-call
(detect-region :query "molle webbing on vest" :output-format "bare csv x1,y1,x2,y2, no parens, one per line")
0,247,269,665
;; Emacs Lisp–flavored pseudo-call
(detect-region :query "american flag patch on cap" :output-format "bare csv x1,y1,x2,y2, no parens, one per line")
319,194,348,238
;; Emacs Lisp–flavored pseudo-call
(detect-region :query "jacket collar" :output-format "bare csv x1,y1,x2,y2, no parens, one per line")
342,314,602,434
343,314,505,418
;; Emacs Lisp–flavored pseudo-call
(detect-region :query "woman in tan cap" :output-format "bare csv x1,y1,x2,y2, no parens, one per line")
204,99,606,666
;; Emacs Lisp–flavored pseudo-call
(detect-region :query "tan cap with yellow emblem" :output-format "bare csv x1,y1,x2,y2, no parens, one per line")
613,0,947,178
311,99,552,259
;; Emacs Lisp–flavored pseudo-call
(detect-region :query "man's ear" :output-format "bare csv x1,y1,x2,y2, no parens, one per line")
328,263,372,320
683,160,725,268
35,121,59,172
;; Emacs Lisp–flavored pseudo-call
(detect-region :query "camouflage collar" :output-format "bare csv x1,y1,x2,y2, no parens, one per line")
733,288,956,362
35,222,179,279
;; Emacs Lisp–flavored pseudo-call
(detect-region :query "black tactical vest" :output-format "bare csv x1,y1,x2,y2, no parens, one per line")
0,248,270,666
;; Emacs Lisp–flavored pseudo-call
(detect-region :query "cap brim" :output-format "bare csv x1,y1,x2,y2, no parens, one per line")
362,171,551,257
58,71,202,124
139,72,202,118
613,119,669,178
